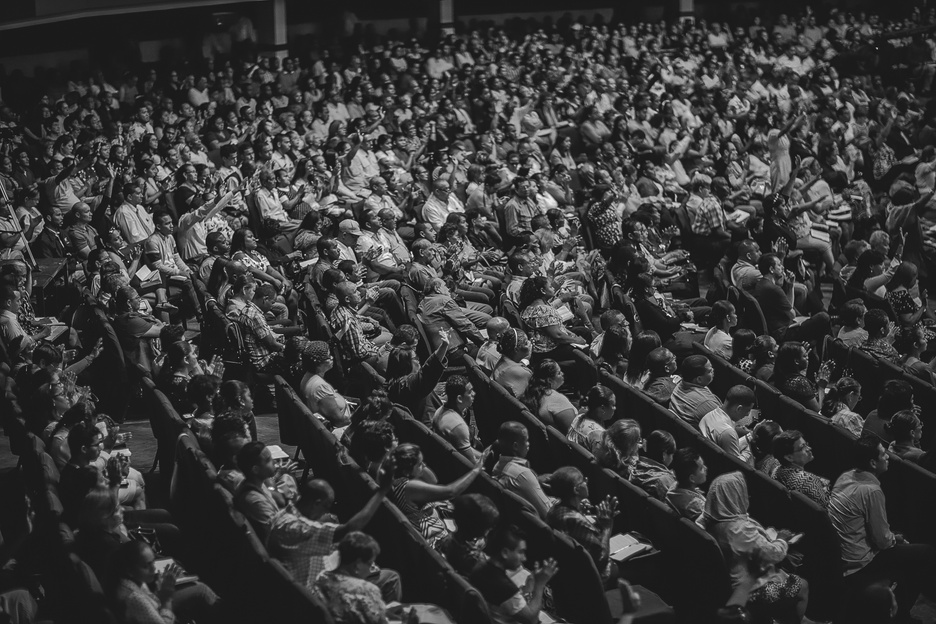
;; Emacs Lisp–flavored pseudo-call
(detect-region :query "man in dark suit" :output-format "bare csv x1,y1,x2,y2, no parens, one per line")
33,205,68,258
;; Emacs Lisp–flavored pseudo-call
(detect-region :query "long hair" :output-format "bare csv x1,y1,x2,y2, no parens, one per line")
820,377,861,418
521,359,561,413
517,275,551,311
625,331,661,385
229,228,253,255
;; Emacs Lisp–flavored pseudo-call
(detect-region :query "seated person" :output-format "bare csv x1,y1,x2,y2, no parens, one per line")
665,448,708,522
313,532,391,624
431,375,481,461
477,316,510,374
491,422,553,519
773,430,830,508
267,474,401,601
520,359,577,433
630,430,677,501
233,441,296,540
699,385,756,462
418,278,488,352
469,524,558,624
669,355,721,427
437,493,501,577
492,329,534,397
836,299,869,348
860,308,900,364
329,282,392,368
643,348,679,405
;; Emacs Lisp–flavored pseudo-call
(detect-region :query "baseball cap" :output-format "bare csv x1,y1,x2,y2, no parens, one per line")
338,219,363,236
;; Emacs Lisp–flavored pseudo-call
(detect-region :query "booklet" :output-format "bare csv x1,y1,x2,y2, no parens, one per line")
608,533,652,563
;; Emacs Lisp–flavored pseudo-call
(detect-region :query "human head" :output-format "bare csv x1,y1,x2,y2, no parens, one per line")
236,441,276,481
496,421,530,459
645,430,676,466
67,419,105,463
710,301,737,331
647,347,677,377
839,299,867,329
774,342,809,378
854,434,888,475
863,309,890,340
680,355,714,386
443,375,475,411
485,317,510,344
757,253,783,277
626,331,662,382
886,410,923,445
487,524,528,571
550,466,589,503
390,443,424,479
78,485,123,532
773,430,814,468
751,420,783,461
724,385,755,422
336,531,381,578
703,471,749,522
672,448,708,487
498,328,532,362
451,493,500,540
585,384,616,422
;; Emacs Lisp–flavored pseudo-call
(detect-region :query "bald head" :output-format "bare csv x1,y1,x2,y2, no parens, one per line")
486,317,510,341
297,479,335,516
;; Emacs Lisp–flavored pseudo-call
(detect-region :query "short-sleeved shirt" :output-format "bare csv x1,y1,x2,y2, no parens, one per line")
267,506,338,591
432,408,473,455
66,223,98,255
521,303,561,354
300,373,351,425
469,560,527,624
314,571,385,624
540,390,575,428
566,414,605,453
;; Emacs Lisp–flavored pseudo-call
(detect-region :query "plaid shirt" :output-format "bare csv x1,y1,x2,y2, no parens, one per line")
226,298,278,369
330,304,378,363
267,504,339,591
546,502,609,578
686,193,727,236
775,465,831,509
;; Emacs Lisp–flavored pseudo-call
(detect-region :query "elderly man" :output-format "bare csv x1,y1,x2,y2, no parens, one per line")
421,179,464,231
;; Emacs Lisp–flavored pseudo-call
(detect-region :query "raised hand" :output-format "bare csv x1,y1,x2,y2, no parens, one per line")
596,495,619,528
155,562,182,603
533,558,559,583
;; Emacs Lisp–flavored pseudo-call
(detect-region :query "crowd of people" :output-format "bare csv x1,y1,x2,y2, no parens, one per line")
3,3,936,624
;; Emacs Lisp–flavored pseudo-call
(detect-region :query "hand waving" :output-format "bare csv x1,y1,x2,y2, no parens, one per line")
533,558,559,583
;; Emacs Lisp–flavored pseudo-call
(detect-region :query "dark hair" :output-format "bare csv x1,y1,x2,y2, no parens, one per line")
894,326,926,355
672,448,702,484
549,466,584,500
32,342,63,368
820,377,861,417
497,328,530,360
229,228,253,255
521,359,562,413
772,430,804,466
847,250,886,290
757,253,780,275
645,430,676,461
451,494,500,539
187,374,221,411
351,420,397,464
839,299,867,328
487,524,525,558
337,531,381,566
599,325,630,368
517,275,550,311
725,385,755,408
751,421,782,462
887,261,918,292
585,384,615,413
773,342,807,380
66,417,102,457
390,443,422,478
709,300,735,330
625,331,661,384
443,375,470,409
235,441,267,475
885,410,921,442
863,309,890,339
495,421,528,456
854,434,884,471
730,329,757,364
679,355,711,383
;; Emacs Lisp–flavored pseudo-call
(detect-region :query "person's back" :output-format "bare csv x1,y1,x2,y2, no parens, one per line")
669,356,720,427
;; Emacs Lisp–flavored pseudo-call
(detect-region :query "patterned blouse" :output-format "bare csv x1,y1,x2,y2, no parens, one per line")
521,303,562,354
314,571,385,624
861,337,900,364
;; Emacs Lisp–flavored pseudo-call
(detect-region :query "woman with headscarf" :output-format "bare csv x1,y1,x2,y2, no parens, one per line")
702,472,809,623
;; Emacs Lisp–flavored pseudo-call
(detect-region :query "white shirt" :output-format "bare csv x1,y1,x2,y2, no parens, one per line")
114,202,155,245
421,194,464,230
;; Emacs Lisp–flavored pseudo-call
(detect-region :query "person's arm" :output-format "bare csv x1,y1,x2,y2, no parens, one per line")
140,320,166,338
512,559,559,624
335,466,393,540
865,486,897,549
442,300,485,344
179,191,232,231
404,449,489,505
540,322,587,345
515,468,552,518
